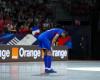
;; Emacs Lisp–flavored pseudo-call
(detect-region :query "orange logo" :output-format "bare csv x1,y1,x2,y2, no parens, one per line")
12,48,19,59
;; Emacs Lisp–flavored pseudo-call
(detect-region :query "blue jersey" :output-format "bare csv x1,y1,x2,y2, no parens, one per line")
38,28,64,50
39,28,64,40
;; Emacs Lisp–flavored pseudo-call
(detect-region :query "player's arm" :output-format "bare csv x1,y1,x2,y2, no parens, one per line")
52,33,59,44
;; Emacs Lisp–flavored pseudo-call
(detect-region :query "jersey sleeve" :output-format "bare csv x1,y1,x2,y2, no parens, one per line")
57,29,64,35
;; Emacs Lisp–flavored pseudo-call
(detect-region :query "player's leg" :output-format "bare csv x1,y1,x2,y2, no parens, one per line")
38,37,56,73
45,50,56,73
41,49,48,70
41,39,51,72
38,38,50,72
42,39,56,73
38,37,49,72
41,49,53,73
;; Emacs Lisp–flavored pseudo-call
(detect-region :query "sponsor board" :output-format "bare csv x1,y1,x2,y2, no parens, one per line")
0,46,68,62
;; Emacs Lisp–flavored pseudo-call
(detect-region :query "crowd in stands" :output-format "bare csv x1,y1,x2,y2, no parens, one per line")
0,0,54,34
0,0,73,47
61,0,96,16
0,0,92,50
0,0,95,35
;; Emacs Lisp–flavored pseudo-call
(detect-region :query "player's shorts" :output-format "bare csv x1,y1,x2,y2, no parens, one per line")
38,36,51,50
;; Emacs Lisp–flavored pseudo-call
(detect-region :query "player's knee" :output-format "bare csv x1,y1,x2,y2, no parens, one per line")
47,50,52,56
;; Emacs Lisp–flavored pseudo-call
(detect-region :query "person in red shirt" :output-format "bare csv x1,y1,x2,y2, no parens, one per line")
57,33,72,49
19,24,30,34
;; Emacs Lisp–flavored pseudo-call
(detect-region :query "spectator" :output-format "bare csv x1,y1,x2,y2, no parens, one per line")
57,33,72,49
18,24,30,34
4,23,17,33
42,19,50,31
0,0,54,34
4,15,12,26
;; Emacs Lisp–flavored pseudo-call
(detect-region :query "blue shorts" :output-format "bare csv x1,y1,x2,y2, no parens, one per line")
38,36,51,50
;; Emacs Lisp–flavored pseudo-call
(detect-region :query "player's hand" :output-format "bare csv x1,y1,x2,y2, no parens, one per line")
41,49,44,59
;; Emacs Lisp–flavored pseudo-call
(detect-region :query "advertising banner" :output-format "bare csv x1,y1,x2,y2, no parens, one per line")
0,46,68,62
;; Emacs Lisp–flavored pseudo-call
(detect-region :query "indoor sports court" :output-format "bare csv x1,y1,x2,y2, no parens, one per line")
0,61,100,80
0,0,99,80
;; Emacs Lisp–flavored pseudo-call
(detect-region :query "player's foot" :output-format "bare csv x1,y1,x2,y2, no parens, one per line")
45,69,57,73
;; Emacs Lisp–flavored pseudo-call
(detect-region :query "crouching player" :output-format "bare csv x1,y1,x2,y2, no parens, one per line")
38,28,66,73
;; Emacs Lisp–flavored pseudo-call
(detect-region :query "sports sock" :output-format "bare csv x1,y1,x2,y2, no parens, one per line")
44,55,52,70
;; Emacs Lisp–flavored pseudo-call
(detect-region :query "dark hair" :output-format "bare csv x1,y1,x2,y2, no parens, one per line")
63,31,69,36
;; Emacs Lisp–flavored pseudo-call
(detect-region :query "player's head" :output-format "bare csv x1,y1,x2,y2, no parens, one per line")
61,31,68,38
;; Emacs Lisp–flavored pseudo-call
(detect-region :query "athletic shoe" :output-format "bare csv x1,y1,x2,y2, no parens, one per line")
45,69,57,73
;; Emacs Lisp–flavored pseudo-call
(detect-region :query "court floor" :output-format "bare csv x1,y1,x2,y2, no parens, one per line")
0,61,100,80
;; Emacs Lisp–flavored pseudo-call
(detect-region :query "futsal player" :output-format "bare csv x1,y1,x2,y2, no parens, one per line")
38,28,66,73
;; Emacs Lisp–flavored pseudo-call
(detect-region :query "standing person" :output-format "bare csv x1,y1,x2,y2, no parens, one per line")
57,34,72,49
38,28,66,73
